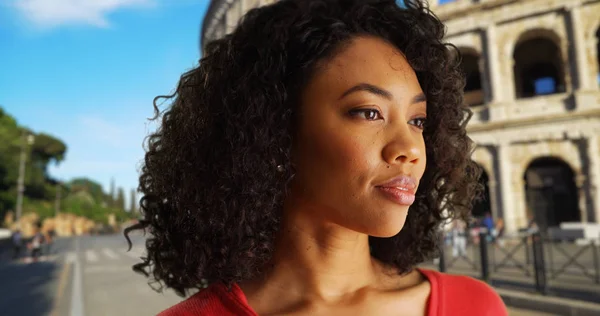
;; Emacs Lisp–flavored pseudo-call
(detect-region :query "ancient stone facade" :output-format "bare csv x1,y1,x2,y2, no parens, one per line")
201,0,600,234
3,211,96,237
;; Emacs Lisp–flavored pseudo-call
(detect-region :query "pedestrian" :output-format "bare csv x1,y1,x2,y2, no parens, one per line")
44,229,55,255
482,211,495,242
470,217,481,245
11,229,23,260
125,1,507,315
451,220,468,258
29,223,45,262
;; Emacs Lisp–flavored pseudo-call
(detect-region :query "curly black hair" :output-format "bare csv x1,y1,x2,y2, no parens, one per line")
125,0,480,297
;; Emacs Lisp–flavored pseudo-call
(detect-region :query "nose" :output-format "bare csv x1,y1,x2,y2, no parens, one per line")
381,124,422,165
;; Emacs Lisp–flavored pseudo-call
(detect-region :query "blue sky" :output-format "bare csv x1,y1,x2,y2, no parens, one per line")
0,0,210,199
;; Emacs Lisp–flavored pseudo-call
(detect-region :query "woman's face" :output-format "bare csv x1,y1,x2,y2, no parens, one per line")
290,36,427,238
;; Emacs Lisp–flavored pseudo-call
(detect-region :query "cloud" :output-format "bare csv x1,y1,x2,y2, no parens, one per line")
12,0,155,28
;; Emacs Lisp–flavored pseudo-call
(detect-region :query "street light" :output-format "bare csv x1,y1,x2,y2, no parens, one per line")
15,131,35,225
55,181,61,217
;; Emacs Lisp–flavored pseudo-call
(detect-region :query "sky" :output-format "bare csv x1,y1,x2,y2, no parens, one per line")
0,0,210,200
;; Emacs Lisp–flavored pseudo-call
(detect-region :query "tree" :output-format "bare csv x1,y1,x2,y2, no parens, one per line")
30,133,66,167
129,189,137,214
0,106,135,225
0,107,69,217
69,178,106,203
109,178,116,208
116,187,125,211
0,107,67,205
0,108,26,215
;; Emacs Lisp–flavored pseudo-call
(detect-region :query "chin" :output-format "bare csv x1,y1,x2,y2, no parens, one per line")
364,211,409,238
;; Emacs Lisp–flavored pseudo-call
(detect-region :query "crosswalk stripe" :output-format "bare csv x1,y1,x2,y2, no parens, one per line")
124,250,142,259
86,250,98,262
102,248,119,260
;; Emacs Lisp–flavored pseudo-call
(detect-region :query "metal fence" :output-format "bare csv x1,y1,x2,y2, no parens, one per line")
430,227,600,297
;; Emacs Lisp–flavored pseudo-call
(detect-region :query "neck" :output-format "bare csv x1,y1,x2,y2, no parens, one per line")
255,200,387,303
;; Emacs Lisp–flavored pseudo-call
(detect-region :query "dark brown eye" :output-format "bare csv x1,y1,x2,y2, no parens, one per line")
348,109,382,121
409,117,427,129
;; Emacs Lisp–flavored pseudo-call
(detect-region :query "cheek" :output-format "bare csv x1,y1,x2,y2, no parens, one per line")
417,140,427,177
306,129,375,178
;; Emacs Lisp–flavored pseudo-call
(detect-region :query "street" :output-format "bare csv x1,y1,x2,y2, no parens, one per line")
0,233,183,316
0,233,555,316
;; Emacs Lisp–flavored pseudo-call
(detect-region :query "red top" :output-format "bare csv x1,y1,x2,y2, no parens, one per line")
159,268,508,316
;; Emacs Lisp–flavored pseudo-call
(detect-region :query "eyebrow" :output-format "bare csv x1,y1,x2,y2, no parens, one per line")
411,93,427,104
339,83,427,104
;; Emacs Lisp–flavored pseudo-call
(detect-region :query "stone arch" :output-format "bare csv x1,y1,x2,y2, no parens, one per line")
472,162,492,219
523,157,580,231
596,25,600,86
512,29,567,99
458,47,484,106
519,152,580,179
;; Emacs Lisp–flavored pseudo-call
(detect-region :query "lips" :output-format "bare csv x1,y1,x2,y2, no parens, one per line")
375,175,417,206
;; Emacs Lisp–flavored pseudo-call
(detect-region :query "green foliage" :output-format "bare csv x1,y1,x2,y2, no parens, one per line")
109,178,116,207
0,106,69,216
69,178,107,204
0,106,136,225
0,108,23,192
129,189,137,213
22,198,54,221
116,187,125,211
61,179,136,224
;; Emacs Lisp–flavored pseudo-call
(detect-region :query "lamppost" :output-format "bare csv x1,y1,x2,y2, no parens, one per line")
15,131,35,224
54,181,61,217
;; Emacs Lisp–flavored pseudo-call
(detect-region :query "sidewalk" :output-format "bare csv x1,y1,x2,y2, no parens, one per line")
498,287,600,316
509,307,554,316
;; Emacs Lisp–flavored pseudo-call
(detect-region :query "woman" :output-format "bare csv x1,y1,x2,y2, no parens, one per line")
126,0,507,315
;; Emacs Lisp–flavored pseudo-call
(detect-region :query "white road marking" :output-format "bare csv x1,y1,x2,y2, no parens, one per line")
124,249,142,259
66,252,76,263
70,238,85,316
85,250,98,263
102,248,119,260
84,266,134,274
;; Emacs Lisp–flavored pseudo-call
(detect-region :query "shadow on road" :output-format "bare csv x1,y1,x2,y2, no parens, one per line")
0,242,63,316
0,260,62,316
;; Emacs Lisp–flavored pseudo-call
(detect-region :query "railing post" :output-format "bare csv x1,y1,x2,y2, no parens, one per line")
523,235,531,265
531,232,548,295
592,238,600,284
547,237,554,275
439,233,446,273
479,229,490,283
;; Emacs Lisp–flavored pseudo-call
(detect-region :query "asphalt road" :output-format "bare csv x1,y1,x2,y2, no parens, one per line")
0,233,556,316
0,233,183,316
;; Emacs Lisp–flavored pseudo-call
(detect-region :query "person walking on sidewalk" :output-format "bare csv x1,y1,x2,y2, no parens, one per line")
28,223,45,262
482,212,495,242
11,229,23,260
451,220,467,258
44,229,55,255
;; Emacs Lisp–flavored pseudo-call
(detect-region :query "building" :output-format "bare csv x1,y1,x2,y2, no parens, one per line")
201,0,600,235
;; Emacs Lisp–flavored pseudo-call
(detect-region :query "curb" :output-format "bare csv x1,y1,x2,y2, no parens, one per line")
497,288,600,316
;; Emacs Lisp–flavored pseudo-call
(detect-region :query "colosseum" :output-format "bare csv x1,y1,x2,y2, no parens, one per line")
201,0,600,237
